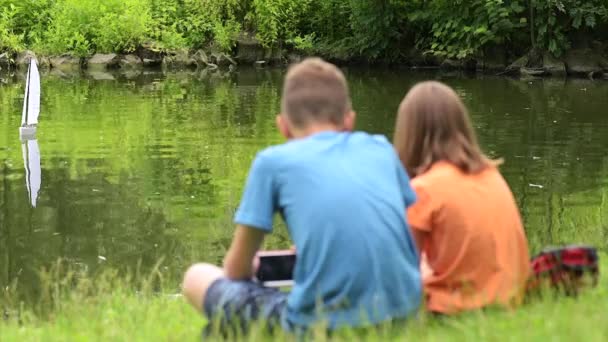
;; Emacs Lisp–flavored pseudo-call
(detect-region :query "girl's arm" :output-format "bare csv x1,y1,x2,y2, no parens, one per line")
410,227,427,256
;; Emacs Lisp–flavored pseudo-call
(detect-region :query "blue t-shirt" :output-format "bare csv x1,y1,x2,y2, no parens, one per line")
234,131,421,329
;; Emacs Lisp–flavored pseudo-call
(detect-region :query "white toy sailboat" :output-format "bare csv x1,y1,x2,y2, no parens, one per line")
20,58,40,139
19,58,42,207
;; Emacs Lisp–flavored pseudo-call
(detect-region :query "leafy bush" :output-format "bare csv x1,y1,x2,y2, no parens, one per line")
410,0,526,59
202,0,244,51
149,0,202,51
0,0,54,52
303,1,351,58
94,0,151,53
250,0,313,49
531,0,608,56
347,0,410,60
43,0,151,56
212,20,241,51
0,3,24,53
0,0,607,61
149,0,243,52
287,33,316,54
298,0,411,61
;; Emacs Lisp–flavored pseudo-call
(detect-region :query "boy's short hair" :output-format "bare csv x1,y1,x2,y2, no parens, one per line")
281,58,351,128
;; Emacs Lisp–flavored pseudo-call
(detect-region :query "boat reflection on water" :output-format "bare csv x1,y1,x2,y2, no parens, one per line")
21,138,41,208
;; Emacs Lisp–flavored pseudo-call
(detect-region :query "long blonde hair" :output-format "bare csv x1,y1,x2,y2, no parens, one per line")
393,81,500,177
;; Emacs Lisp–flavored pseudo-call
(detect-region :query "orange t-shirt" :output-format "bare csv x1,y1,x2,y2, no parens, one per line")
407,161,530,314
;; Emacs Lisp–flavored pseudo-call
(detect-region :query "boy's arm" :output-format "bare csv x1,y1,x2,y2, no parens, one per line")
394,153,416,207
223,224,265,280
227,151,277,279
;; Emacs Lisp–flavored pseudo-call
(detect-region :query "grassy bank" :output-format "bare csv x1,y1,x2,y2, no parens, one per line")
1,257,607,341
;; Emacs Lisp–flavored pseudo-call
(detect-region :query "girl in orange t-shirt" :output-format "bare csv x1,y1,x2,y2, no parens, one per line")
393,81,531,314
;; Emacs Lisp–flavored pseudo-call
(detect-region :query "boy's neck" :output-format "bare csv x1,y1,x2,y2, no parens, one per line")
290,123,344,139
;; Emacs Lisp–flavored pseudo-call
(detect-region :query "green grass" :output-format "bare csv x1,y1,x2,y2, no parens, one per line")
2,259,608,341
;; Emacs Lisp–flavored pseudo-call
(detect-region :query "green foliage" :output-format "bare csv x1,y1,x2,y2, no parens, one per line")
94,0,151,53
213,20,241,51
0,0,55,53
42,0,151,56
302,0,413,61
203,0,247,51
0,3,25,53
148,0,243,52
410,0,526,59
149,0,206,51
250,0,313,49
0,0,607,60
42,0,95,56
17,0,55,47
287,33,316,54
531,0,608,56
347,0,410,60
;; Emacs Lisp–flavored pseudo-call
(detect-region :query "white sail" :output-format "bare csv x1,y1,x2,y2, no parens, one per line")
21,62,31,126
21,139,41,208
26,59,40,125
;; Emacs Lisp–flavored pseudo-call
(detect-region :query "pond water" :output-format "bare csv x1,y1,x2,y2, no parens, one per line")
1,67,607,299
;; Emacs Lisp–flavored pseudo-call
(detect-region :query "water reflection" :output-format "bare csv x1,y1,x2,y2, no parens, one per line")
21,138,40,208
0,67,607,302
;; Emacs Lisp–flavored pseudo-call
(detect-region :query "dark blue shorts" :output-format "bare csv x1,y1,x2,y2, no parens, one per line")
203,278,289,335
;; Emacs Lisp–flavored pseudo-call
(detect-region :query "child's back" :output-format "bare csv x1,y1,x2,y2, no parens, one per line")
242,131,421,327
409,161,529,313
393,81,531,315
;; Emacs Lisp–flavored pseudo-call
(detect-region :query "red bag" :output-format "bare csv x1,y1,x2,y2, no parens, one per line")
528,245,599,295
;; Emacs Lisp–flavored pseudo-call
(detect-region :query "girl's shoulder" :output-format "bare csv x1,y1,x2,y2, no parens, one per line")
413,161,462,184
413,161,504,193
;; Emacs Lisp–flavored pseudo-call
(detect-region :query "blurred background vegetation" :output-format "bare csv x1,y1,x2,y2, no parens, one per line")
0,0,607,60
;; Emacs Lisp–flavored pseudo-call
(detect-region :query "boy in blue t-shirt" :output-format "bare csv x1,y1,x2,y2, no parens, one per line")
182,58,421,333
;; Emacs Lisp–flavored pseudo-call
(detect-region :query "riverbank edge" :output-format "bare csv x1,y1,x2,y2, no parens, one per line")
1,39,608,80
